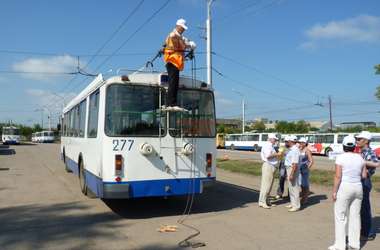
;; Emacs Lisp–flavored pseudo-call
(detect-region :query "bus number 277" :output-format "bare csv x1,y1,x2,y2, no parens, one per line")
113,139,134,151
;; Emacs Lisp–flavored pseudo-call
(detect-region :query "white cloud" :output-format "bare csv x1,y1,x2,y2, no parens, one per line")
301,15,380,49
26,88,76,112
12,55,79,81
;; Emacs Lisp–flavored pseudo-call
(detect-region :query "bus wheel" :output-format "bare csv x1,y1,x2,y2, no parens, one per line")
253,145,259,152
63,150,71,173
79,160,96,198
324,148,332,156
230,144,235,150
79,160,88,195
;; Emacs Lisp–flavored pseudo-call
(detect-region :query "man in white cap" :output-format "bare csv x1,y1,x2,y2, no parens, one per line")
163,18,196,110
355,131,380,241
258,133,281,209
284,135,301,212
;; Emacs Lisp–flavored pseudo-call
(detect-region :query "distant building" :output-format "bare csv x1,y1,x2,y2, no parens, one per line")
339,121,376,129
216,118,241,130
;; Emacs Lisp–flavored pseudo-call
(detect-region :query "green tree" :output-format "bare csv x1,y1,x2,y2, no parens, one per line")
251,121,266,131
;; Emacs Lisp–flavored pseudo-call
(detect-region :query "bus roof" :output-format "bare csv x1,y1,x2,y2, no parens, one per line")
63,72,210,114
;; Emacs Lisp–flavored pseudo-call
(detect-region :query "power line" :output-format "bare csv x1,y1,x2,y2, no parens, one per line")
67,0,172,95
213,66,312,105
214,0,284,27
213,51,324,98
42,0,147,110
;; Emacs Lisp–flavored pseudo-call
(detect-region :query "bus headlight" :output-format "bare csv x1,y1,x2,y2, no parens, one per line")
182,143,194,156
139,143,154,156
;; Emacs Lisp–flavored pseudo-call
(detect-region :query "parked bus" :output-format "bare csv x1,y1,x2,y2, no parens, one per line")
284,133,353,156
2,126,20,145
60,72,216,199
370,132,380,159
216,133,225,149
34,131,55,143
225,133,278,151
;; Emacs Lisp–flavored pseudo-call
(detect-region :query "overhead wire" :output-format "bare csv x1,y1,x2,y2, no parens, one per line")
212,66,312,105
213,51,324,98
42,0,146,110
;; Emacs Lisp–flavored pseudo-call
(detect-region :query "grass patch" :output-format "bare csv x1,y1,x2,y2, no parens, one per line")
217,159,380,191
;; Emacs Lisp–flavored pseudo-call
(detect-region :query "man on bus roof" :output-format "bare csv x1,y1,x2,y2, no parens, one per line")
162,18,196,111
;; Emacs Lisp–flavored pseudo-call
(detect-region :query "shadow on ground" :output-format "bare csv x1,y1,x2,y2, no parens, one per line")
0,202,125,250
0,148,16,155
104,180,259,219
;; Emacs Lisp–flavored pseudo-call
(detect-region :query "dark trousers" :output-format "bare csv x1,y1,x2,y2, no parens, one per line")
166,63,179,106
277,160,287,196
361,177,374,237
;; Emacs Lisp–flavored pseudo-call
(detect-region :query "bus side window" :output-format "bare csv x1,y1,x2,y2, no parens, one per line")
88,90,99,138
78,99,87,138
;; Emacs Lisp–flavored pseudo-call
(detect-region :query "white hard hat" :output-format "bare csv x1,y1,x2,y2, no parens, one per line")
355,131,372,140
284,135,297,142
268,133,278,140
176,18,188,30
298,137,308,143
343,135,356,147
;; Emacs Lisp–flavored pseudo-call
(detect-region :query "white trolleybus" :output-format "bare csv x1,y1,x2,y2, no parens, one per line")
32,131,55,143
2,126,20,145
225,133,279,151
61,72,216,199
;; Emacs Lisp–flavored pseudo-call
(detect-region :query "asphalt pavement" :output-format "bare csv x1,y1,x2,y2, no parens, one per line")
0,143,379,250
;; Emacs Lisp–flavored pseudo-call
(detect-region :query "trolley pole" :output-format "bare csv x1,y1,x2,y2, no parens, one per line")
206,0,214,87
328,95,333,131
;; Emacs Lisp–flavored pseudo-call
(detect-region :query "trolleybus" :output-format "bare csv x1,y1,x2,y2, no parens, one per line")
2,126,20,144
60,72,216,199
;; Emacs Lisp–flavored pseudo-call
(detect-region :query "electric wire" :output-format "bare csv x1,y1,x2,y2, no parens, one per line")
213,51,324,98
212,66,312,104
41,0,146,110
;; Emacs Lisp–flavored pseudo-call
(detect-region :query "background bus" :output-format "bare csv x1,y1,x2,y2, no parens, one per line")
286,133,353,156
225,133,279,151
60,72,216,199
2,126,20,145
33,131,55,143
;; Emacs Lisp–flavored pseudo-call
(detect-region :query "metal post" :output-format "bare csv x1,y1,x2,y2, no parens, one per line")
242,97,245,134
328,95,333,131
206,0,214,87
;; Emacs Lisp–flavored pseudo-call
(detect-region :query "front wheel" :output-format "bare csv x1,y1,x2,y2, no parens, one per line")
230,144,235,150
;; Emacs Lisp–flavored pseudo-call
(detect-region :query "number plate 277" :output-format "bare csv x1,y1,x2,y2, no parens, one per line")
113,139,134,151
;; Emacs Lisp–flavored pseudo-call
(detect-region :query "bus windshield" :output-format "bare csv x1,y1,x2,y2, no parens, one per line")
105,84,165,137
170,89,215,138
2,128,20,135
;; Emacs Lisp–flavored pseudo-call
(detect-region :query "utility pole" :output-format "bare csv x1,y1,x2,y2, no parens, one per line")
233,89,245,133
242,97,245,134
206,0,214,87
328,95,333,131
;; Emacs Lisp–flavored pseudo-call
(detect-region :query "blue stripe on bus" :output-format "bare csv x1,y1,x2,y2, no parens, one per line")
227,146,254,150
62,155,214,198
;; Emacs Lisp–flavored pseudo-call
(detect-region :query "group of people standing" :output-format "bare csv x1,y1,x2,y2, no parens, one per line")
329,131,379,250
258,133,313,212
257,131,379,250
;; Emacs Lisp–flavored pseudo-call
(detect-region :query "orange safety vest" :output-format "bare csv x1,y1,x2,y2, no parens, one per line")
163,30,186,71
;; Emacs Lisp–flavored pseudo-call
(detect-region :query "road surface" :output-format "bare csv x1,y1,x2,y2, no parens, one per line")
0,143,379,250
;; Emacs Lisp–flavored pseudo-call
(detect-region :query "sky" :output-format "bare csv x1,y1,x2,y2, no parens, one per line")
0,0,379,128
